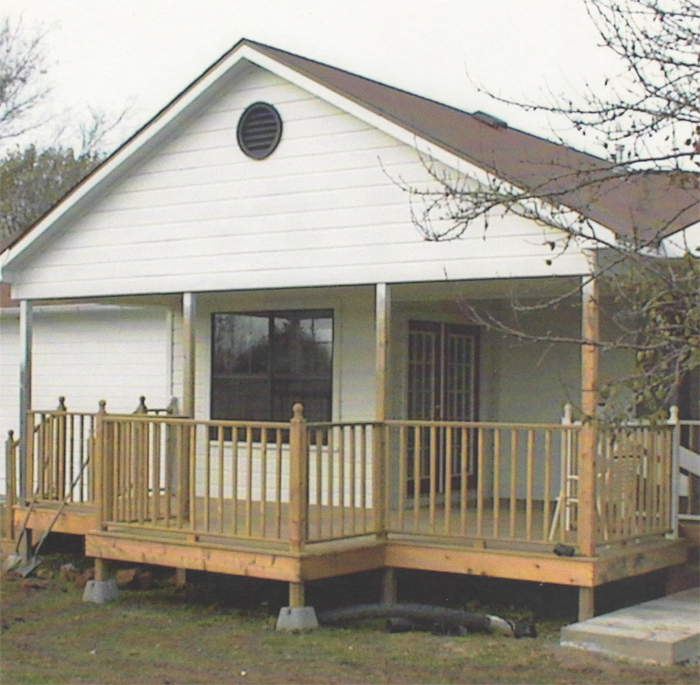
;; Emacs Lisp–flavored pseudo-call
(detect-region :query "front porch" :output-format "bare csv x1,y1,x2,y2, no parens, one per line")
3,400,690,620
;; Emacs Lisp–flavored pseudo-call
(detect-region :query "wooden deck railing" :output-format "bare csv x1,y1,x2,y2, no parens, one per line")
25,399,97,505
11,400,682,555
595,424,675,543
95,413,294,545
305,420,380,543
384,419,579,546
678,419,700,519
21,397,178,508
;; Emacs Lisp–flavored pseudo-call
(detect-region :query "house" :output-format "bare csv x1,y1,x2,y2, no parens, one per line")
1,39,697,622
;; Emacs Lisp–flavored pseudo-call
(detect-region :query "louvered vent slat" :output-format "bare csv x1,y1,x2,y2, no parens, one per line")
237,102,283,159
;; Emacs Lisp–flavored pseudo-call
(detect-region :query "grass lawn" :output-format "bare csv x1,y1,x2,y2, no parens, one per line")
1,552,697,685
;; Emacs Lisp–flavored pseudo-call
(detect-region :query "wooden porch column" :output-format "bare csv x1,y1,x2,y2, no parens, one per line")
182,292,197,418
18,300,33,504
375,283,391,423
579,262,599,561
374,284,391,539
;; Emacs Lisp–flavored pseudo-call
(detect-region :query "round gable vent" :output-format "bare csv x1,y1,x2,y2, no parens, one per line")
237,102,282,159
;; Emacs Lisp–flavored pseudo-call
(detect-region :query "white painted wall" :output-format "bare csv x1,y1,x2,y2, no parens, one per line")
186,286,377,424
6,63,588,301
0,305,171,495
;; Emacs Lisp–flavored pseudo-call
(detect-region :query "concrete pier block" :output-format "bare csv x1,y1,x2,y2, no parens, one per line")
82,579,119,604
276,606,318,631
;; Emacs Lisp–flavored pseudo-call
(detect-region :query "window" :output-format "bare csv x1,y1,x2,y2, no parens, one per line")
211,310,333,423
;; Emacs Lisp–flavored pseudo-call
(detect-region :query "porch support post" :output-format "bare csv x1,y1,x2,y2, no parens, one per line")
374,283,391,540
579,258,599,558
18,300,33,504
375,283,391,423
182,292,196,418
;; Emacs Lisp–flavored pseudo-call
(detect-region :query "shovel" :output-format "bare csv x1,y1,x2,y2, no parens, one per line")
11,455,90,577
4,492,43,573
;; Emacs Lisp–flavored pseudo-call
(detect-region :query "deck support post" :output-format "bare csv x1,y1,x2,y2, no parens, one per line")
174,568,187,588
289,581,305,609
579,261,599,557
381,567,397,604
94,557,109,581
276,581,318,631
578,586,595,621
374,284,391,539
18,300,33,504
83,557,119,604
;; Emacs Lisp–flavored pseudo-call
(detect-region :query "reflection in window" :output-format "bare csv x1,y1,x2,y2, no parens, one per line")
211,310,333,423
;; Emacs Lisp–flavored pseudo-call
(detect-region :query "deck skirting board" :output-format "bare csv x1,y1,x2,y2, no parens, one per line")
385,541,595,586
592,540,689,585
13,505,96,536
85,532,302,582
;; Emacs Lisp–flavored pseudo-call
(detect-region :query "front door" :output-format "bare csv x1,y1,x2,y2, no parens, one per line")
407,320,479,495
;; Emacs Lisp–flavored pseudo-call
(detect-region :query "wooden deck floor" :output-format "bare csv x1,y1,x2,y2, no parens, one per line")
67,495,577,551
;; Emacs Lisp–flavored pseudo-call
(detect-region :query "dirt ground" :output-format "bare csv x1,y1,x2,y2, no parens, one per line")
1,553,697,685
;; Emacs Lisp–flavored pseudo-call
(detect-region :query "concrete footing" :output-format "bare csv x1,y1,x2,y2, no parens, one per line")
82,579,119,604
276,606,318,631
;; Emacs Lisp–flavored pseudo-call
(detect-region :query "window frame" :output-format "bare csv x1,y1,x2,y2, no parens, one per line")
210,309,334,425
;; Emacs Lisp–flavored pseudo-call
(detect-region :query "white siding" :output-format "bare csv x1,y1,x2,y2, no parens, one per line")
0,306,171,495
9,65,587,300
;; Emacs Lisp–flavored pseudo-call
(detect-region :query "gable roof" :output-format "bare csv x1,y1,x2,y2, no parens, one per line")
2,38,698,260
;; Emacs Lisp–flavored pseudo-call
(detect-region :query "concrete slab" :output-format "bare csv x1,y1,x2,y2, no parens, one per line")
561,588,700,665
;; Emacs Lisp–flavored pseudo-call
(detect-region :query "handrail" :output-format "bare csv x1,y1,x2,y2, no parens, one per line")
384,419,574,430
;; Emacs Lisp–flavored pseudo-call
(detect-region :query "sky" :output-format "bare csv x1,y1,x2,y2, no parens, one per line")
4,0,622,155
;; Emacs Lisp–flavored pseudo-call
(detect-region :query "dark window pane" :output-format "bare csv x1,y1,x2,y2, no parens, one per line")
211,310,332,423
